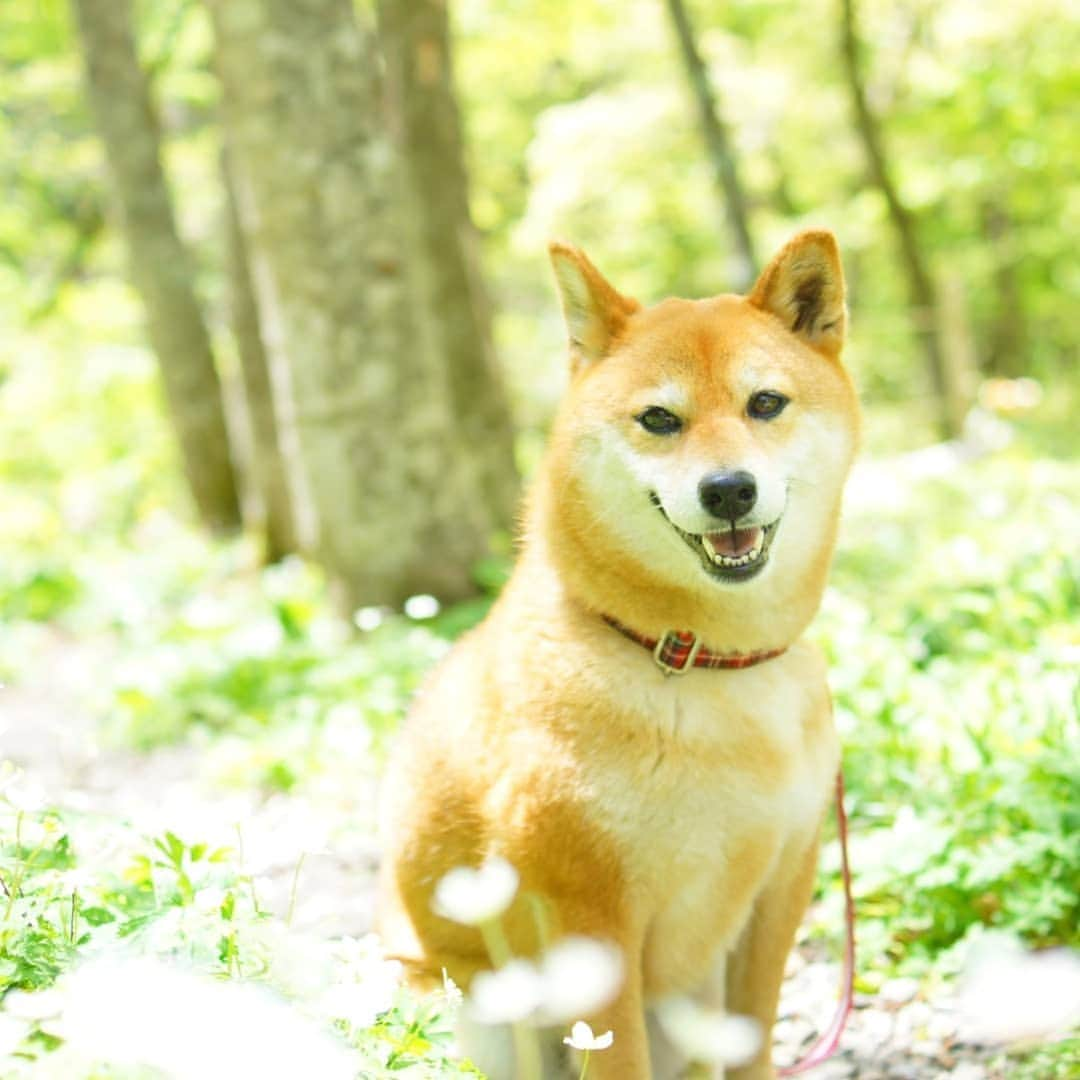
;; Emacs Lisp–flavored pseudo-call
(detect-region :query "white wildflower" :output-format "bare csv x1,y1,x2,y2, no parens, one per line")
6,779,47,813
563,1020,614,1051
433,856,519,925
441,969,464,1005
318,979,397,1028
959,935,1080,1044
654,996,761,1067
0,761,21,796
354,606,385,632
535,936,624,1024
193,886,229,913
59,957,353,1080
468,960,545,1025
317,936,402,1028
3,989,64,1021
404,594,440,620
0,1014,27,1061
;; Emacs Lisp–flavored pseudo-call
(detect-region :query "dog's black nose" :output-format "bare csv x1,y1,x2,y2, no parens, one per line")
698,470,757,520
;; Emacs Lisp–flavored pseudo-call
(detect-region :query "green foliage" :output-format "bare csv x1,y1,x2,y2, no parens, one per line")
0,785,477,1076
453,0,1078,426
3,415,1077,1073
2,0,1079,1073
0,813,81,994
816,449,1080,965
0,563,82,622
101,557,452,750
1001,1036,1080,1080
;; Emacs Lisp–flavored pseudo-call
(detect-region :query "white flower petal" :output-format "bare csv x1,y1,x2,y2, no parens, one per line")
3,989,64,1020
536,936,624,1024
432,856,519,926
6,780,47,813
959,936,1080,1044
404,594,440,620
563,1020,615,1051
564,1020,594,1049
58,957,354,1080
655,996,761,1067
468,960,544,1025
0,1014,28,1060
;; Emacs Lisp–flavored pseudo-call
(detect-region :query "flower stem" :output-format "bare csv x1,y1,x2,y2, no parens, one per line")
286,851,306,926
478,916,512,968
512,1021,543,1080
478,916,540,1080
578,1048,592,1079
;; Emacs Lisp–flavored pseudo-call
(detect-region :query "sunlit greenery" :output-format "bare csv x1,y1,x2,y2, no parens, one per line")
2,0,1078,1075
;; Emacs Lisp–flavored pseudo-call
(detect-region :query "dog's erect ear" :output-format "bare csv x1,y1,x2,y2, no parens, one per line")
549,242,640,370
748,230,846,358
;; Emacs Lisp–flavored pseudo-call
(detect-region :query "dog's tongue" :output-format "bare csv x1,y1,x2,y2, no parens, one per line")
705,526,762,558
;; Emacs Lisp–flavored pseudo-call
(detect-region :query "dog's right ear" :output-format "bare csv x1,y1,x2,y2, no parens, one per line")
549,242,640,370
748,230,847,359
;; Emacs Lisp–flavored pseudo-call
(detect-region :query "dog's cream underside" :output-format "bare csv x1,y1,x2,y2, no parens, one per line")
379,569,838,1079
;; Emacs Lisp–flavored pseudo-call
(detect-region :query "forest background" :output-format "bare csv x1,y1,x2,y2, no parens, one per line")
1,0,1077,1077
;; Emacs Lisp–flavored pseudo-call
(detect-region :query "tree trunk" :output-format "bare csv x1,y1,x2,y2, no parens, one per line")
71,0,241,530
981,200,1027,377
664,0,758,291
938,273,978,435
376,0,518,529
207,0,506,609
839,0,956,439
221,147,298,562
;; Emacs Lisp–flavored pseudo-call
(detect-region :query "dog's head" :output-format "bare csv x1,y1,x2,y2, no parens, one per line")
542,231,860,642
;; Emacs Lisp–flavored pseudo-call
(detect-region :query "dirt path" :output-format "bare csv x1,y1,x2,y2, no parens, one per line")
1,633,1006,1078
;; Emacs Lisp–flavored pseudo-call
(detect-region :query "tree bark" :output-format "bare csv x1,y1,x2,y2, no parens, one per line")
839,0,956,439
376,0,518,528
71,0,241,530
664,0,758,291
981,200,1027,377
208,0,506,609
221,147,298,562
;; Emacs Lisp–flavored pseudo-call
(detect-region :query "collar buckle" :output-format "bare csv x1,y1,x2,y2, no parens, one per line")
652,629,701,675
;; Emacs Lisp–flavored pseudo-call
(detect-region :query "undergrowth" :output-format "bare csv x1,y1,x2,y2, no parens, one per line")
1,336,1077,1073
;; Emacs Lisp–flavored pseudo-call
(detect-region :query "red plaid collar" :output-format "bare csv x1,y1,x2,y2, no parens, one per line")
603,615,787,674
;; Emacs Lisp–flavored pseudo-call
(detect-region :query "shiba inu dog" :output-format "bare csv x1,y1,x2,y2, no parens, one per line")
377,231,860,1079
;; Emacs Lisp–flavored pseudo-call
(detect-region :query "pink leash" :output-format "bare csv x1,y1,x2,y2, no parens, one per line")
777,769,856,1075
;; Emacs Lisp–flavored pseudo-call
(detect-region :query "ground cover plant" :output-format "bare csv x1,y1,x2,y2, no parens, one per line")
2,0,1078,1073
1,361,1077,1074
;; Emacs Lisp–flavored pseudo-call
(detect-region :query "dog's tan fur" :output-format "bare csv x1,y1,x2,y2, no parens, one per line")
377,231,860,1079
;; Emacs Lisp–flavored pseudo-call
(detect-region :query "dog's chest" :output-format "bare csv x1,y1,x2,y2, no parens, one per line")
580,654,836,987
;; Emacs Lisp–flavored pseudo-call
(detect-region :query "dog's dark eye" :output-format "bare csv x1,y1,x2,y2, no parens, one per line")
636,406,683,435
747,391,789,420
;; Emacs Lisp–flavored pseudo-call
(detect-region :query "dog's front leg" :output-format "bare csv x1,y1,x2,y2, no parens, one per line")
567,958,651,1080
723,828,822,1080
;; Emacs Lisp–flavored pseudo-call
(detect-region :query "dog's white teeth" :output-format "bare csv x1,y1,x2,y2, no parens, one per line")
702,531,766,568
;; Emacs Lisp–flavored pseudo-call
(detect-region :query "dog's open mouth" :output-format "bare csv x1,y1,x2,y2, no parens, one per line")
650,493,778,582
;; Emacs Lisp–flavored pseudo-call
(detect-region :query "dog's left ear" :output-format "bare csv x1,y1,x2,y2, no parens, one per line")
549,241,640,371
748,230,846,358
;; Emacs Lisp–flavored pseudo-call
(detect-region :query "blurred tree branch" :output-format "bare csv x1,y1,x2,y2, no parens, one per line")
839,0,956,439
663,0,758,291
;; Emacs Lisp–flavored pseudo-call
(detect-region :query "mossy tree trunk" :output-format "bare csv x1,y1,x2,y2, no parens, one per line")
376,0,518,530
71,0,241,531
981,200,1027,378
208,0,509,609
221,147,297,562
